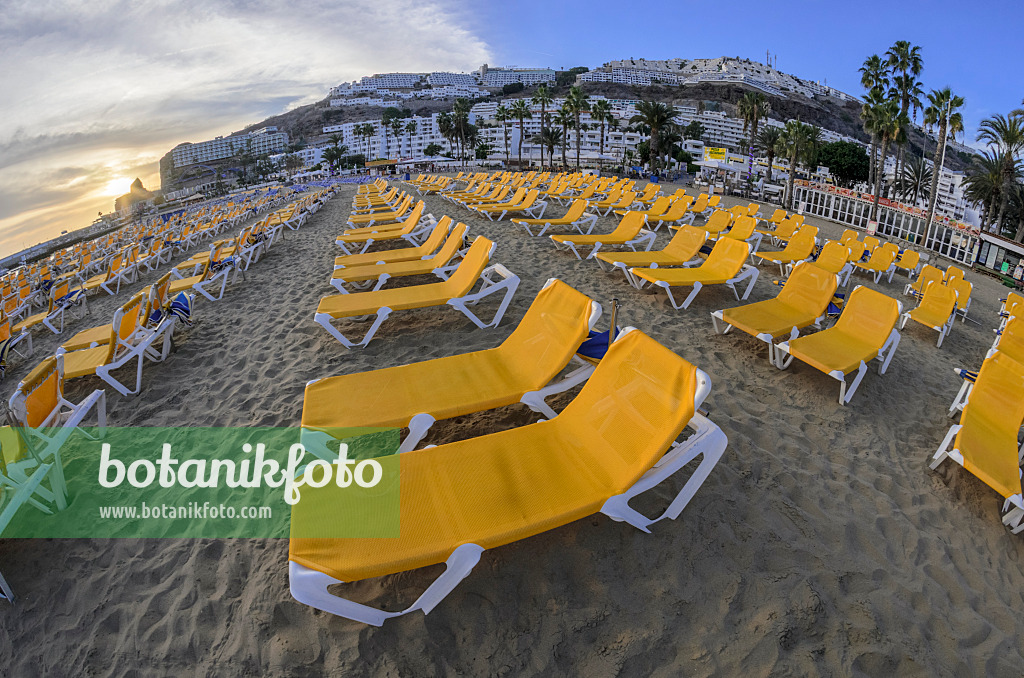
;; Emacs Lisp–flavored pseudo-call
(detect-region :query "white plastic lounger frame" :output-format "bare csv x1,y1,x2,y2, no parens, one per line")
334,214,438,256
710,314,825,367
550,229,657,261
288,356,727,626
774,327,901,404
314,265,520,349
929,426,1024,534
651,265,759,310
517,211,598,238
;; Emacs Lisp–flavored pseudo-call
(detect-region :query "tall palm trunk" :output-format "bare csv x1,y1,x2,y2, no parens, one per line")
575,114,582,170
561,122,568,169
1015,209,1024,242
924,121,946,230
997,165,1014,234
871,138,891,221
786,150,797,209
868,138,878,188
517,117,524,167
503,122,510,164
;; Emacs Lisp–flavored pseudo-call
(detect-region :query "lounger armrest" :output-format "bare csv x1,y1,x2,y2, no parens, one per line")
600,407,727,532
521,361,596,419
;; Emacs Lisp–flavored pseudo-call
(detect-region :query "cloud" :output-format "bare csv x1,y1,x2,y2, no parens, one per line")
0,0,491,258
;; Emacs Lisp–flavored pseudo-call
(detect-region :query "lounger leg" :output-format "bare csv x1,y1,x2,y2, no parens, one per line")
928,424,962,470
447,272,520,329
314,308,393,349
599,413,728,532
289,543,486,625
948,378,972,418
656,281,702,311
834,361,867,405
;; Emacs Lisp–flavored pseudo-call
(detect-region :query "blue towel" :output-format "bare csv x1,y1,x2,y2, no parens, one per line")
577,328,622,361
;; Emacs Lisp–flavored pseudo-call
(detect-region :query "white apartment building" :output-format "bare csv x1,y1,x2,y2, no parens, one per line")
478,64,555,87
579,57,859,102
427,72,477,87
171,127,289,168
330,97,404,108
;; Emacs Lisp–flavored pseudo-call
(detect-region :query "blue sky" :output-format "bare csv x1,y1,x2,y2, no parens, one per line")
1,0,1021,258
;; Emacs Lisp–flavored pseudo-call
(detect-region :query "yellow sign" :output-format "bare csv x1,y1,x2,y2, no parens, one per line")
703,147,727,161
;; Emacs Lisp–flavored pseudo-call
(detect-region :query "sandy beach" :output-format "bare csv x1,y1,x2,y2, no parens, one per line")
2,177,1023,676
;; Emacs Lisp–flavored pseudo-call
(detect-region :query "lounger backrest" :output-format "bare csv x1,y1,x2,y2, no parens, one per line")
690,195,708,212
564,200,587,221
945,266,965,284
615,191,637,207
896,249,919,270
614,212,647,238
815,241,851,273
703,237,751,277
508,188,526,204
775,218,800,239
555,330,698,483
770,209,787,223
949,278,972,311
497,280,596,384
519,190,539,208
920,281,958,317
647,197,671,215
725,216,756,240
865,247,896,268
778,262,838,316
442,236,495,296
428,223,470,264
746,204,760,216
705,210,732,231
17,356,62,428
846,240,867,262
880,242,899,258
665,225,707,259
783,230,818,260
863,236,879,251
729,206,746,218
840,229,858,244
1005,292,1024,317
998,317,1024,363
835,286,900,347
639,184,659,200
398,201,425,230
958,351,1024,498
911,265,943,295
106,292,146,362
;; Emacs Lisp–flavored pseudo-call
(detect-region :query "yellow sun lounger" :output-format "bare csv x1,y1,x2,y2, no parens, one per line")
592,190,637,216
55,291,176,396
755,215,799,241
596,225,707,288
288,328,728,625
807,241,854,287
549,212,656,260
335,202,437,255
690,209,732,236
904,264,942,299
931,350,1024,533
330,223,469,293
345,196,413,227
852,246,898,284
303,280,600,454
900,280,957,347
753,228,817,276
642,196,695,232
630,237,759,310
315,236,520,348
892,249,921,280
511,199,597,237
948,315,1024,418
470,189,547,221
774,285,902,404
712,262,838,364
333,218,452,270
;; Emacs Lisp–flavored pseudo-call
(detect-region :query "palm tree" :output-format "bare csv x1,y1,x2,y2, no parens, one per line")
494,104,512,165
508,99,532,168
389,118,404,157
964,151,1004,232
976,113,1024,233
861,88,887,188
803,125,823,175
738,91,770,177
920,88,965,230
776,120,813,209
453,98,472,167
532,128,562,170
532,84,553,136
896,155,933,205
565,86,590,170
555,104,572,169
590,99,613,160
328,133,345,149
437,112,454,156
859,54,890,94
886,41,924,180
755,126,783,182
629,100,677,173
867,99,908,220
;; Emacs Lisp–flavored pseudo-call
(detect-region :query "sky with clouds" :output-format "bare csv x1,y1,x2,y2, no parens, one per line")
2,0,1021,259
